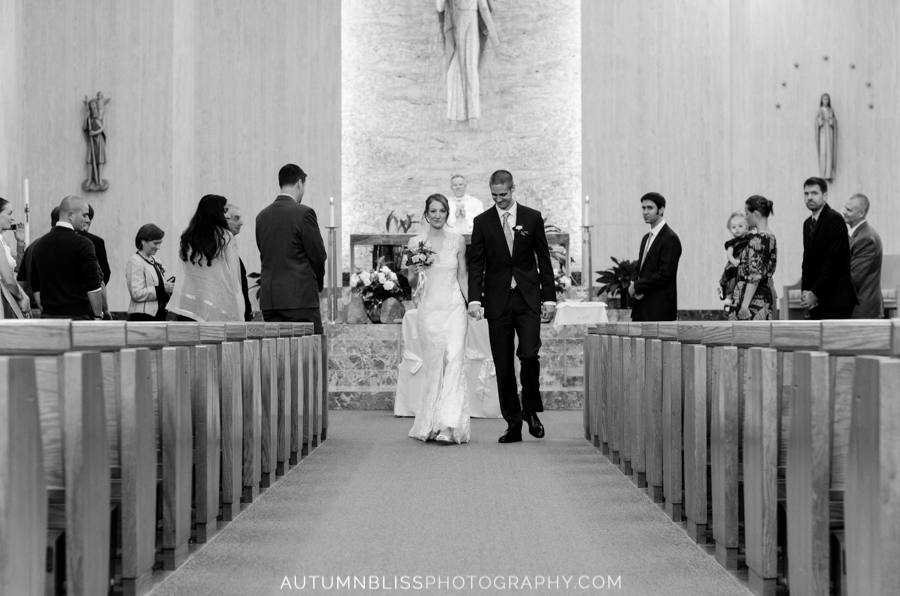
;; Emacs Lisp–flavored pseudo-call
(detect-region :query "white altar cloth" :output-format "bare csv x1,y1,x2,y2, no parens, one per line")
552,301,608,329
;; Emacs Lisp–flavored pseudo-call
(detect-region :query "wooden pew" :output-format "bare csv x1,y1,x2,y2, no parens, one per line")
313,334,325,447
702,322,741,570
0,321,111,596
222,323,247,517
276,323,294,475
640,323,664,502
595,326,612,456
677,322,706,543
846,350,900,595
658,322,682,521
787,320,893,594
260,324,279,488
608,323,624,466
0,353,46,595
627,324,646,487
236,323,262,503
619,323,637,476
732,321,777,596
290,323,307,462
320,330,329,442
583,330,595,442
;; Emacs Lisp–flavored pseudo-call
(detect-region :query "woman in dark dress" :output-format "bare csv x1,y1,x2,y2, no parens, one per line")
729,195,777,321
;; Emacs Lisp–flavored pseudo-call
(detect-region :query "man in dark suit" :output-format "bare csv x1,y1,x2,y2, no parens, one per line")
225,203,253,322
80,204,112,318
842,193,883,318
17,207,60,310
628,192,682,322
31,196,103,320
800,177,858,319
467,170,556,443
256,164,327,334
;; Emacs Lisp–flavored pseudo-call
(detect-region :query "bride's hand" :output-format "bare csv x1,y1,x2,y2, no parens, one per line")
414,263,424,274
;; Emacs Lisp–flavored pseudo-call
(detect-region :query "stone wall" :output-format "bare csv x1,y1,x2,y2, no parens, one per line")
342,0,582,271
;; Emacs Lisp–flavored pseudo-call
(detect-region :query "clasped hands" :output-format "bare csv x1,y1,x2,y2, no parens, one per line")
466,302,556,322
627,282,644,301
799,290,818,310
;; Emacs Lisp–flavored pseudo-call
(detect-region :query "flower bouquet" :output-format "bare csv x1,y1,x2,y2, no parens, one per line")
402,240,437,298
350,266,403,320
554,268,578,301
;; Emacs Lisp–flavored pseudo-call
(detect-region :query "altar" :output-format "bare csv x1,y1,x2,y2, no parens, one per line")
350,233,573,274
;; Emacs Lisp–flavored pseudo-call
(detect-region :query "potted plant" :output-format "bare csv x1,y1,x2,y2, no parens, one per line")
596,257,639,309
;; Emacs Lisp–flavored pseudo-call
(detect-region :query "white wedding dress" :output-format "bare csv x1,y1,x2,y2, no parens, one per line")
408,231,471,443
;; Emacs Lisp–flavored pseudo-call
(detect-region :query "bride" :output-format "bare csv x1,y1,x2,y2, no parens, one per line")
406,193,471,443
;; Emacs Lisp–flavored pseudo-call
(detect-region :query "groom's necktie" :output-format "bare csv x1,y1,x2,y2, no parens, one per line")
502,212,516,289
502,212,514,255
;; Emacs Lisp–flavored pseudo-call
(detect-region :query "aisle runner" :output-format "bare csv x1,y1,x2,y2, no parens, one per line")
152,412,750,596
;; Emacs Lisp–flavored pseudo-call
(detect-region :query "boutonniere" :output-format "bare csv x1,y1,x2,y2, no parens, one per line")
513,225,529,237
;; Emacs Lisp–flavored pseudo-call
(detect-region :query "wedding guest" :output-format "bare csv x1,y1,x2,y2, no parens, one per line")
167,194,243,322
256,164,327,334
16,207,59,311
628,192,682,322
447,174,485,233
126,223,173,321
225,203,253,321
729,196,777,321
80,204,111,284
31,196,103,320
0,197,31,317
800,177,858,319
843,193,883,318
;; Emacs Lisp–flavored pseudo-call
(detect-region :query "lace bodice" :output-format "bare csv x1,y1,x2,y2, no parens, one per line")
414,231,465,307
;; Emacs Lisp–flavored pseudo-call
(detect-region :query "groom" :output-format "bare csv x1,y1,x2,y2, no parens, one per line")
467,170,556,443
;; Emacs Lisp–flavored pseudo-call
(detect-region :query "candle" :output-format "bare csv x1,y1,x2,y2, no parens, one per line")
583,195,590,226
23,178,30,245
329,196,335,228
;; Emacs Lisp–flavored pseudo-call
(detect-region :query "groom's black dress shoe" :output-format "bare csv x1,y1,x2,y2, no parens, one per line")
498,429,522,443
524,413,545,438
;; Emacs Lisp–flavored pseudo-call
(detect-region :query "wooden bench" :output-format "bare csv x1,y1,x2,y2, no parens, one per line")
0,319,326,596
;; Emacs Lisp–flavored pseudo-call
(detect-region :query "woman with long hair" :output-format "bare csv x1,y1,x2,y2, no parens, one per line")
0,197,31,317
729,195,777,321
167,194,243,322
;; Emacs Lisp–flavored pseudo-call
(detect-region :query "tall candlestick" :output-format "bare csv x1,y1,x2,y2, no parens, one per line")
583,195,590,226
329,196,335,228
23,178,30,245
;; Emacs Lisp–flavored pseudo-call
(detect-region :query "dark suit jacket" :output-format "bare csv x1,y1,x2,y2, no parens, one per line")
631,223,682,322
80,231,111,284
467,203,555,320
255,195,327,310
801,203,858,312
848,221,883,318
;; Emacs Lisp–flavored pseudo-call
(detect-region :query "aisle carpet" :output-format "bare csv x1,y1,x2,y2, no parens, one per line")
152,411,750,596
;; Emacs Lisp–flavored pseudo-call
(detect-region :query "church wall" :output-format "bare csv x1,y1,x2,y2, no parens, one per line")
342,0,582,271
16,0,341,312
0,0,24,212
584,0,900,310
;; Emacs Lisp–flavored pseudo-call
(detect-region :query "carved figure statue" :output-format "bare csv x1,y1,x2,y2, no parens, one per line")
436,0,499,127
816,93,837,181
82,92,110,192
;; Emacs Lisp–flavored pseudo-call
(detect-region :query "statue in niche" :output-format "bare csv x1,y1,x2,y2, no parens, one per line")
815,93,837,181
82,92,110,192
437,0,499,127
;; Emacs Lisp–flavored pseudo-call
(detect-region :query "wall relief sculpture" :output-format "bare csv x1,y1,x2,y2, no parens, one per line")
82,92,110,192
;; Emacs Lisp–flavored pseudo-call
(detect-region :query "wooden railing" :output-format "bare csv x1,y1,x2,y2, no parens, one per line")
583,320,900,596
0,320,327,596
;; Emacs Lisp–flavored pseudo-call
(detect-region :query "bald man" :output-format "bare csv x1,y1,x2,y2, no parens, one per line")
225,203,253,321
31,196,103,319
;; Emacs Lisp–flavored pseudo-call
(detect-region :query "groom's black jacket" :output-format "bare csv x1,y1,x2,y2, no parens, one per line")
468,203,556,320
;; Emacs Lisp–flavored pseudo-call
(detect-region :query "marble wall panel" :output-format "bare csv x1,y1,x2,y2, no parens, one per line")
342,0,582,270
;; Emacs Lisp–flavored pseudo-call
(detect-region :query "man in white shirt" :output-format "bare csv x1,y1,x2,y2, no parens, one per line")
447,174,485,233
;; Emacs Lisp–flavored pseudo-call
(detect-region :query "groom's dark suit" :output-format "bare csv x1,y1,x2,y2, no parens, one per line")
468,202,556,433
631,223,682,322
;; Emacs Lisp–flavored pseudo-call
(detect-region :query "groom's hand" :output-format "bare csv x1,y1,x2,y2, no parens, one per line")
467,303,483,320
541,303,556,321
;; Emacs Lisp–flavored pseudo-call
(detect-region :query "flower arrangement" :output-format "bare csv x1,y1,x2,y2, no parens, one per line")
350,266,403,305
554,268,573,294
402,240,437,268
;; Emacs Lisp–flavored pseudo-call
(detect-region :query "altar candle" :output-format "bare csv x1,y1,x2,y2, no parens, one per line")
583,195,590,226
329,196,335,228
23,178,30,245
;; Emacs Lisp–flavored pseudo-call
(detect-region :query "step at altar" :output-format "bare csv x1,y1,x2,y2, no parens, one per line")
326,323,585,410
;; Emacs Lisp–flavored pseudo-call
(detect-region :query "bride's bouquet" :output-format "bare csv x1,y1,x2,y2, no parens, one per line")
402,241,437,298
